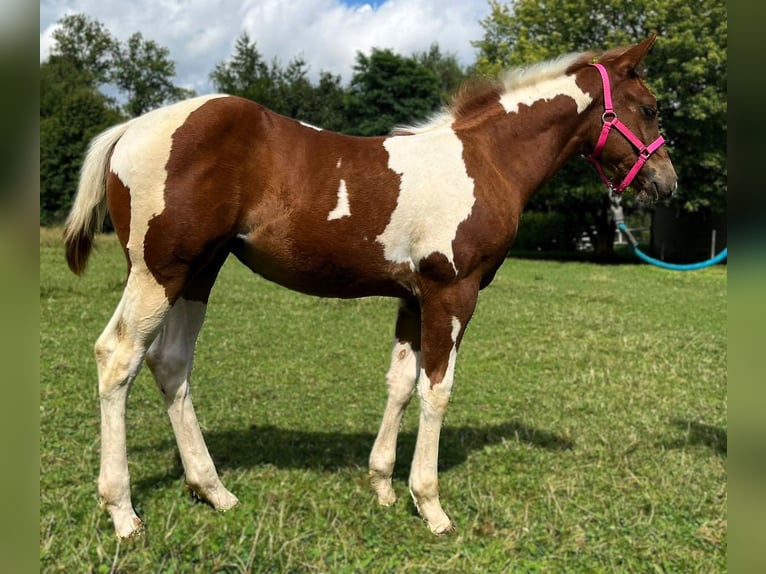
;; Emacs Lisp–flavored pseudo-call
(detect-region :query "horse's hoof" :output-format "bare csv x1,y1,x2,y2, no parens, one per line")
115,516,145,539
429,518,456,536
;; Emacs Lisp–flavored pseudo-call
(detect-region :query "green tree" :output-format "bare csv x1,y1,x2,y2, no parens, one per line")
210,32,276,106
112,32,195,117
210,33,347,131
41,15,124,224
40,14,190,223
345,48,442,136
473,0,726,255
273,57,314,118
279,64,348,132
40,57,124,224
49,14,117,84
415,43,467,104
302,71,347,132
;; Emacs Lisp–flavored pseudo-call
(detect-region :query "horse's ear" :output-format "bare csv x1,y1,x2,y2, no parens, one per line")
614,33,657,76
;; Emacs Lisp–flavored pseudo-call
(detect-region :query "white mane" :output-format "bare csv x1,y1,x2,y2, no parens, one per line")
499,52,583,93
391,51,587,136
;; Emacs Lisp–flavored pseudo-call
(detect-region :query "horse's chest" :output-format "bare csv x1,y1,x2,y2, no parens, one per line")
376,133,476,274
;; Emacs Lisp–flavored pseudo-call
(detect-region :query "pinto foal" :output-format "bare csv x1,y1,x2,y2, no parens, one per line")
64,36,676,537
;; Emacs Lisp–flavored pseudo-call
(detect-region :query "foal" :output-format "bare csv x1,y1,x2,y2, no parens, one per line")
64,36,676,537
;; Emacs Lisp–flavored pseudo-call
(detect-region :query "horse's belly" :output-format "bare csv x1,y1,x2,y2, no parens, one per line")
230,232,411,299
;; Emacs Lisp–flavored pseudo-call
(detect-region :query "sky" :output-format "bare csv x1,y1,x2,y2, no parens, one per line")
40,0,492,95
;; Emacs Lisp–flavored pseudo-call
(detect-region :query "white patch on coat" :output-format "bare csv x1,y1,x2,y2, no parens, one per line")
327,179,351,220
450,316,461,343
300,121,323,131
336,158,342,169
447,316,461,382
110,94,229,273
377,129,475,273
499,72,591,115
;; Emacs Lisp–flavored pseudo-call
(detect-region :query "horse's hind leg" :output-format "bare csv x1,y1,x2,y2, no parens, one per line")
96,270,172,538
145,290,239,512
369,298,421,505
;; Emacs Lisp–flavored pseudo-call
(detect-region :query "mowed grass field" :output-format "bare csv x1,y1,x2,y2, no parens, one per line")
40,228,726,573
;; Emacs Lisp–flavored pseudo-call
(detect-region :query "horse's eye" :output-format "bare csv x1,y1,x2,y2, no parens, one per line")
641,106,657,120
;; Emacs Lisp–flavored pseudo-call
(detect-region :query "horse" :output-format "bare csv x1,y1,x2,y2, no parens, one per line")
63,35,676,538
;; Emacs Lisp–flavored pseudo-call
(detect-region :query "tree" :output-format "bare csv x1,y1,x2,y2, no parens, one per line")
279,65,348,132
472,0,727,255
49,14,117,85
112,32,195,117
414,43,467,104
41,15,124,224
345,48,442,136
40,14,190,224
210,32,276,107
302,71,347,132
48,13,193,117
40,57,124,224
211,33,348,131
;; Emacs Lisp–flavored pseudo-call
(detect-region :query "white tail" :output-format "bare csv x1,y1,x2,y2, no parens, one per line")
63,120,133,274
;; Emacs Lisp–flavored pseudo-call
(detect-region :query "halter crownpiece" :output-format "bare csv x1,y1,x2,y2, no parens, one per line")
585,62,666,194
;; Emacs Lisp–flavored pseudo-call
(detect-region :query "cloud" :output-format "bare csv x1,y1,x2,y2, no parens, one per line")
39,0,490,94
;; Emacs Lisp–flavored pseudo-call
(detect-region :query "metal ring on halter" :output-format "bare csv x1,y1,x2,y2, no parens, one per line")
602,111,616,123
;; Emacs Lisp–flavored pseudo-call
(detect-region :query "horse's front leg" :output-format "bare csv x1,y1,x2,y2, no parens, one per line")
369,298,421,505
409,279,478,534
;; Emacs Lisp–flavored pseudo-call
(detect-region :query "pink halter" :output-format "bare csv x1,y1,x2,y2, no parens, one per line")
585,63,666,194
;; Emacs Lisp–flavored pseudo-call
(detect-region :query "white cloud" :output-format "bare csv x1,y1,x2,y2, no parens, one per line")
40,0,490,95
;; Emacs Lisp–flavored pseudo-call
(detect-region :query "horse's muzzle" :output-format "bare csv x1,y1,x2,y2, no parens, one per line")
636,163,677,202
654,164,678,200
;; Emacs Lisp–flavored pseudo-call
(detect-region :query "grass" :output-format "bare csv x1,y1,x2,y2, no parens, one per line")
40,228,726,573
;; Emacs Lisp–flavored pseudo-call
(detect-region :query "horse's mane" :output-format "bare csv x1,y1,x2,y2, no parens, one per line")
392,47,634,136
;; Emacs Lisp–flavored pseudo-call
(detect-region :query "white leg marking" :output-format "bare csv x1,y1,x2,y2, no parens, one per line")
146,298,239,511
409,316,461,534
369,340,420,505
377,130,475,273
327,179,351,220
96,271,172,538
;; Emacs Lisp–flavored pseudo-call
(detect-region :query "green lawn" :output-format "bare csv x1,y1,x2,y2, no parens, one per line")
40,229,726,573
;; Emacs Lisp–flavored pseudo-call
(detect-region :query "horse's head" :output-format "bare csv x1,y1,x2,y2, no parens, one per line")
582,35,677,202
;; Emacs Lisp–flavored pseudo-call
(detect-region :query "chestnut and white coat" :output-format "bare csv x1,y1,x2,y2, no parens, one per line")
64,36,676,538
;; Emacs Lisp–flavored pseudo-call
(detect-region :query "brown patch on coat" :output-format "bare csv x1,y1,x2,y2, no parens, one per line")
115,317,126,340
133,97,415,303
394,298,421,351
106,170,132,275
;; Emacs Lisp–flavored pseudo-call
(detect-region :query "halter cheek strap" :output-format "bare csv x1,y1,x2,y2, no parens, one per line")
585,63,666,194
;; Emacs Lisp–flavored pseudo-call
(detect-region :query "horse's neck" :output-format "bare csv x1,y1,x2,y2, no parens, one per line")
456,99,591,208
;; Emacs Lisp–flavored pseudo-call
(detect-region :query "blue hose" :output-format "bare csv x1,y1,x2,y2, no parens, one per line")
617,223,727,271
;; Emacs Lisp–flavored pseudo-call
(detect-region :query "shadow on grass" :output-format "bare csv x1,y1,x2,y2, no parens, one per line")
665,419,727,457
133,420,573,493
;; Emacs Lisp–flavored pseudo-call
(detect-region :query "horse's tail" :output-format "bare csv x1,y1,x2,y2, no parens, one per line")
63,120,133,275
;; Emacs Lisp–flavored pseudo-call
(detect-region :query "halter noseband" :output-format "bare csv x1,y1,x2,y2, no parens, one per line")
585,62,665,194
